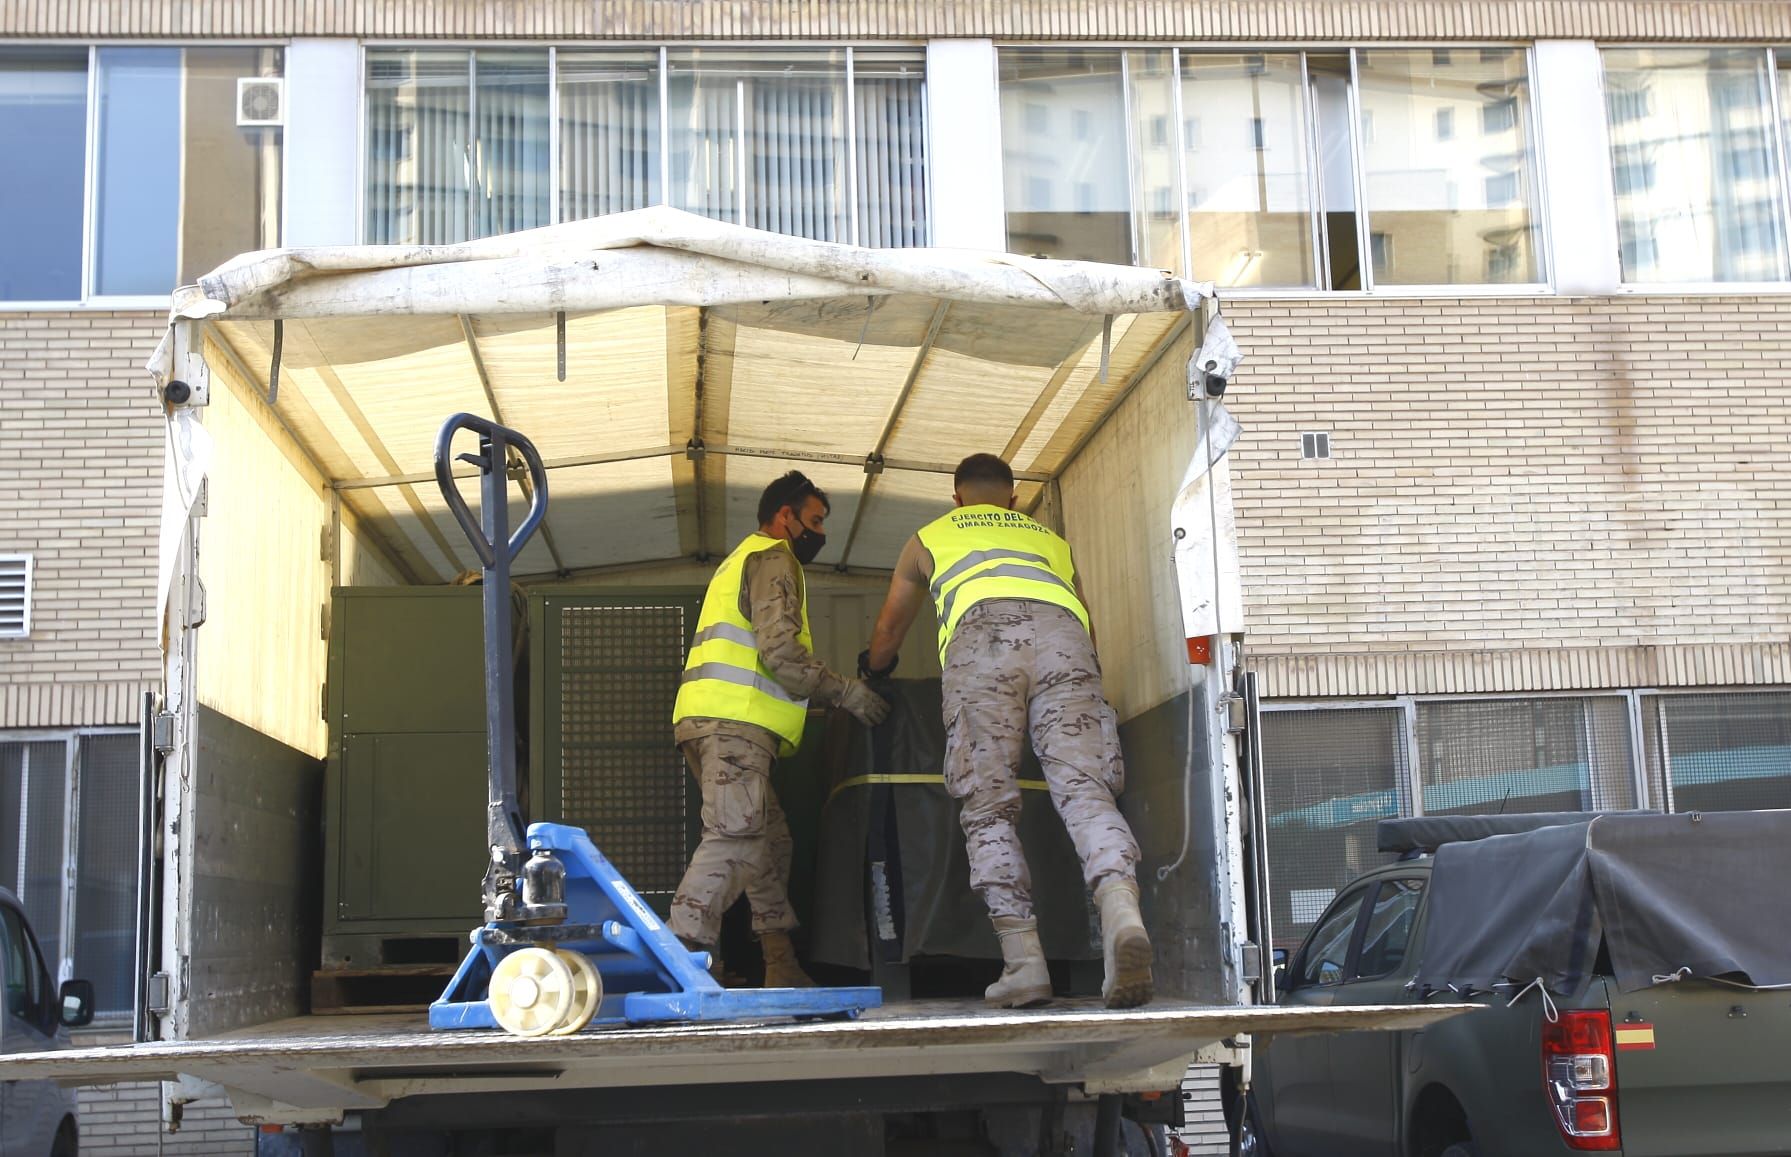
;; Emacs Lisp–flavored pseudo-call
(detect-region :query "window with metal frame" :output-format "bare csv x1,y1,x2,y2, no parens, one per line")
0,731,139,1019
1414,695,1637,816
1355,47,1545,286
0,49,86,301
996,44,1549,291
999,48,1133,266
1601,46,1791,285
365,46,930,248
1262,689,1788,961
1259,704,1409,949
0,46,283,304
1642,689,1791,814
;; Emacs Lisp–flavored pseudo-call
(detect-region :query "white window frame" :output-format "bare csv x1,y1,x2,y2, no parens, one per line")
0,40,288,312
1601,43,1791,297
0,554,31,639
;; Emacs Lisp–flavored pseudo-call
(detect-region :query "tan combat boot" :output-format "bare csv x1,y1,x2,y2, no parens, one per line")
1095,879,1154,1008
758,930,816,988
985,916,1054,1008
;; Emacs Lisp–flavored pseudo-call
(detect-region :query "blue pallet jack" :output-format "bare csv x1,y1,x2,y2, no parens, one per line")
426,414,881,1036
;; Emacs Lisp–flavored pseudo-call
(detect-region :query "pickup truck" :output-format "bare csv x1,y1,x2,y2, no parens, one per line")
1238,810,1791,1157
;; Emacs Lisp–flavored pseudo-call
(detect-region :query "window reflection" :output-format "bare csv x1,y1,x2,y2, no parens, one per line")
998,45,1551,289
0,49,86,301
1180,53,1316,288
1356,48,1544,286
1603,47,1789,283
999,49,1133,265
94,47,284,293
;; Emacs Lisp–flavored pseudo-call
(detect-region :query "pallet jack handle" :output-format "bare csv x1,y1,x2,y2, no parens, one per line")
434,413,551,924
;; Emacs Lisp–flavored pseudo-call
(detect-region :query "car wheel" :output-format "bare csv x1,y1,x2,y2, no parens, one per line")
1438,1144,1478,1157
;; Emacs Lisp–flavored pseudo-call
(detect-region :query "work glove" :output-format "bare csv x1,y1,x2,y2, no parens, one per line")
857,648,898,680
839,678,892,728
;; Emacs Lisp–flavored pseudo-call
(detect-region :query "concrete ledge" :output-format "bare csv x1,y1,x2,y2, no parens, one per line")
8,1,1791,42
0,680,151,728
1253,643,1791,699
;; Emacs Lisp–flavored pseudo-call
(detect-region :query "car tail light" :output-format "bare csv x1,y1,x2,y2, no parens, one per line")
1542,1010,1621,1151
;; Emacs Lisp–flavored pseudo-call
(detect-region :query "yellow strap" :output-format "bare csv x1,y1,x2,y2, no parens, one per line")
828,772,1050,801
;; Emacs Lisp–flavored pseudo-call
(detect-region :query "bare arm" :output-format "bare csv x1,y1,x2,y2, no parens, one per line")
866,535,932,672
745,549,849,705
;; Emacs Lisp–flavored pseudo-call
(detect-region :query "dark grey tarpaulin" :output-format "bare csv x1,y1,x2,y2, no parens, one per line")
1414,810,1791,996
808,679,1098,969
1378,811,1658,854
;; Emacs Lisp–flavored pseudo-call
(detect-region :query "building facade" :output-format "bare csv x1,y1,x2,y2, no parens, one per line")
3,1,1791,1149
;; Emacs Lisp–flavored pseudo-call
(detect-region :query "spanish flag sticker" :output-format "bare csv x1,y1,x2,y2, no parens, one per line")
1615,1023,1657,1051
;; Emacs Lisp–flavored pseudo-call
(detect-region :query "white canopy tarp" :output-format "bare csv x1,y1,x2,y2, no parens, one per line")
151,207,1212,585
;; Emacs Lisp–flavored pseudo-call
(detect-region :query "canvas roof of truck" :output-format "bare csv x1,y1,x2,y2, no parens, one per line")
151,207,1212,584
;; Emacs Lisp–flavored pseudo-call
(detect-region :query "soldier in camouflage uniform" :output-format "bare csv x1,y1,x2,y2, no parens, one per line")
864,454,1151,1008
670,472,890,986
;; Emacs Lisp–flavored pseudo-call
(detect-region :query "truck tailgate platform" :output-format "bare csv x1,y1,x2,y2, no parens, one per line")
3,1000,1469,1121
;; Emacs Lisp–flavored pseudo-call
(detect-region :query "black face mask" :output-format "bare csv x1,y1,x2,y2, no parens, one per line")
788,520,826,565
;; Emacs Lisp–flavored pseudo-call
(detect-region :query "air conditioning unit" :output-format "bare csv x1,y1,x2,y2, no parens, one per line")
237,77,285,128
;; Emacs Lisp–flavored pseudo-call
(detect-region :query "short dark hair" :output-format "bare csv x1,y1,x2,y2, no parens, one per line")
757,470,831,526
954,453,1015,491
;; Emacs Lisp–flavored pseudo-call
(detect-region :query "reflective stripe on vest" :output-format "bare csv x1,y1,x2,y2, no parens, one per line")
672,532,813,755
916,505,1090,660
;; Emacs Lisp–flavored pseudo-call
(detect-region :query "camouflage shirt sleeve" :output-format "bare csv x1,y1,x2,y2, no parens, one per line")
742,548,849,706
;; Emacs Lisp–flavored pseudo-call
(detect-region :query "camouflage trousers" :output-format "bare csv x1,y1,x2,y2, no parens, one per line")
941,599,1142,922
668,726,797,945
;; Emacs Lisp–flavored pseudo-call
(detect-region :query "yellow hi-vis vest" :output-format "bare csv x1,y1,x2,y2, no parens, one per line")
916,505,1090,660
672,532,815,756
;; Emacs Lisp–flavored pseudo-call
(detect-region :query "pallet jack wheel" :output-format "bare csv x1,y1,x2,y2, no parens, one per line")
489,946,576,1037
549,949,602,1036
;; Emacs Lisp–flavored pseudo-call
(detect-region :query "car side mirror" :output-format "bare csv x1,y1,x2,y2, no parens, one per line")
1272,948,1290,994
59,979,94,1028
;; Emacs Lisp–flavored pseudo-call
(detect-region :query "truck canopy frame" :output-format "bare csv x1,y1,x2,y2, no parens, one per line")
151,206,1210,586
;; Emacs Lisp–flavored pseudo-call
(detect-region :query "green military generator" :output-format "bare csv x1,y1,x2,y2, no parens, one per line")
321,587,705,974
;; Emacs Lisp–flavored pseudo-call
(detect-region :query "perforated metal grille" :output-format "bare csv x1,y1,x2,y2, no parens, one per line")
0,741,68,969
75,734,140,1013
1416,696,1636,815
1259,706,1409,949
557,603,691,895
1644,690,1791,814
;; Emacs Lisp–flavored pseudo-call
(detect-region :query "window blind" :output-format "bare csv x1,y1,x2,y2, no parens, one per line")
559,52,660,222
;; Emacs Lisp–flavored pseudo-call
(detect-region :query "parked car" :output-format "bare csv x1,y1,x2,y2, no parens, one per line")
1234,810,1791,1157
2,888,94,1157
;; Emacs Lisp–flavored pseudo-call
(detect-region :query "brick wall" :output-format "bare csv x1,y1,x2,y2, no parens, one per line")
77,1083,254,1156
0,312,165,727
6,298,1789,711
1222,296,1791,658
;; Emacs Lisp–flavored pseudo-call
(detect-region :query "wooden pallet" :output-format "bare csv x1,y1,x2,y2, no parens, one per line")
310,965,456,1015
